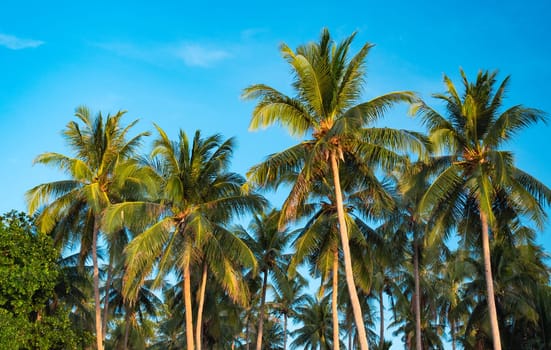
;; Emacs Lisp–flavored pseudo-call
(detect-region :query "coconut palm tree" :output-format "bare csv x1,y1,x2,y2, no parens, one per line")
26,107,149,350
243,28,426,350
105,272,161,350
415,69,551,349
290,294,335,350
236,209,292,350
53,252,95,347
289,202,343,350
287,157,396,350
104,126,264,350
194,225,258,350
434,249,473,350
461,229,549,349
270,272,309,350
369,217,408,349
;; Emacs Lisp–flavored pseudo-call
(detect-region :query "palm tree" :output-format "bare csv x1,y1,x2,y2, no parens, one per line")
53,252,95,347
243,28,426,350
236,209,292,350
150,286,186,350
370,218,407,349
104,126,264,350
434,249,473,350
394,160,447,350
461,226,549,349
415,69,551,349
290,294,335,350
389,239,445,350
287,157,395,350
26,107,149,350
194,225,258,350
289,201,343,350
270,272,309,350
105,271,161,350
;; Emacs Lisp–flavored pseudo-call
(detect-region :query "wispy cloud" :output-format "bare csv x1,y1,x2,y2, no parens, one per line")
240,28,268,40
94,42,155,62
0,33,44,50
95,41,232,68
175,44,230,67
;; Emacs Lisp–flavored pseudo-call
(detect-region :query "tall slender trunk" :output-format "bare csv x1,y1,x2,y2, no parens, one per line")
330,152,369,350
480,211,502,350
413,241,422,350
196,263,208,350
379,286,385,349
332,248,340,350
92,216,104,350
245,312,250,350
451,319,456,350
183,263,195,350
283,314,288,350
256,271,269,350
123,310,131,350
102,255,114,339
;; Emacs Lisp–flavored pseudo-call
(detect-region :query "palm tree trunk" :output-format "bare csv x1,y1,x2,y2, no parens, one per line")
283,313,288,350
92,216,104,350
123,310,131,350
330,152,369,350
451,319,456,350
480,211,502,350
183,263,195,350
332,248,340,350
196,263,208,350
379,286,385,349
102,255,114,339
256,271,269,350
245,312,250,350
413,241,422,350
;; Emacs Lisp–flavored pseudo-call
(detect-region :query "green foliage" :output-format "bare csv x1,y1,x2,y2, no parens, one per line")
10,30,551,350
0,211,80,349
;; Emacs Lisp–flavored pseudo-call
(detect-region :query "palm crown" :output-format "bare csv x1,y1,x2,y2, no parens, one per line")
415,69,551,350
417,69,551,230
243,28,428,350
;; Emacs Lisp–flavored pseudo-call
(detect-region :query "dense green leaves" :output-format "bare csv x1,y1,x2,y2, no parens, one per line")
0,211,80,349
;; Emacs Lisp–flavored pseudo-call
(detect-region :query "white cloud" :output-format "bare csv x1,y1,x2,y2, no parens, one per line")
175,44,230,68
240,28,268,40
94,42,156,63
95,41,232,68
0,33,44,50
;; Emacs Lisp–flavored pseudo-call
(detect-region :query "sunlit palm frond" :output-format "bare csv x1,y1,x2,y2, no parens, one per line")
484,105,547,148
343,91,417,126
247,142,309,189
418,163,465,219
123,217,174,301
26,180,82,216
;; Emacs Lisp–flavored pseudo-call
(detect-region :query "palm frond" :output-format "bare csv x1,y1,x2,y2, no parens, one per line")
103,201,164,234
247,142,309,189
418,163,465,219
123,217,174,302
243,84,313,136
26,180,82,216
484,105,547,148
343,91,418,126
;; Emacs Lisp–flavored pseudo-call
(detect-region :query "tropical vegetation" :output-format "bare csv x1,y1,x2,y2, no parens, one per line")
0,28,548,350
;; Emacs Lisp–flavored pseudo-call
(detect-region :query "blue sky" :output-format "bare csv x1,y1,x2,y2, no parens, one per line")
1,0,551,346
